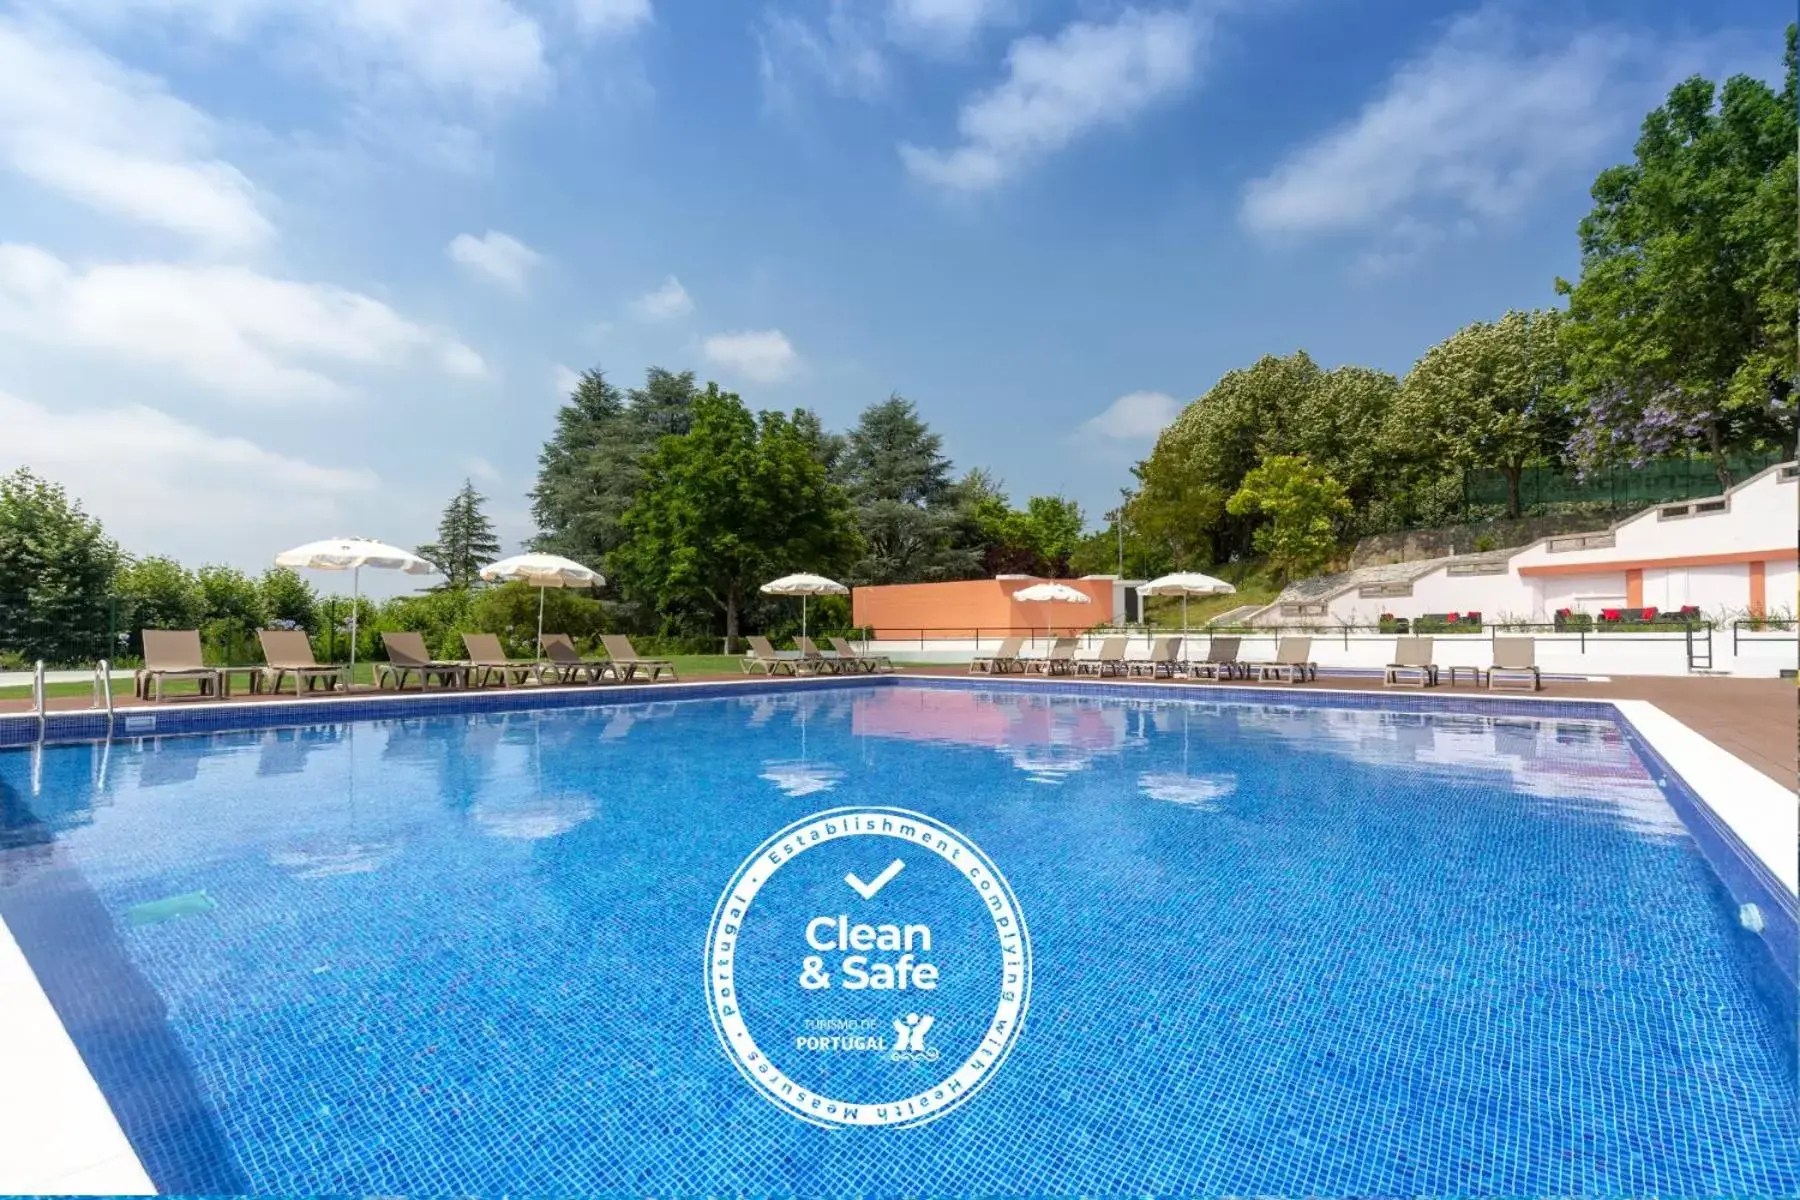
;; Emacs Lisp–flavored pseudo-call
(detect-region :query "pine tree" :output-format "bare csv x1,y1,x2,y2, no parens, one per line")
419,480,502,589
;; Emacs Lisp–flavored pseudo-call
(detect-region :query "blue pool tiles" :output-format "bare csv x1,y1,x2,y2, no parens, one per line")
0,682,1794,1194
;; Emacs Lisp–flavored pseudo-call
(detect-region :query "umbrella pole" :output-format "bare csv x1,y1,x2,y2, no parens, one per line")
802,595,807,642
537,586,546,660
349,565,360,681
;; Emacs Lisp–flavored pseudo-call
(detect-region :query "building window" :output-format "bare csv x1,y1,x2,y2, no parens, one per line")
1446,562,1508,577
1278,602,1327,617
1357,583,1414,598
1547,533,1616,553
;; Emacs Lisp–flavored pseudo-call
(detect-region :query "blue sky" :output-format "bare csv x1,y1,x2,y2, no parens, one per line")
0,0,1789,593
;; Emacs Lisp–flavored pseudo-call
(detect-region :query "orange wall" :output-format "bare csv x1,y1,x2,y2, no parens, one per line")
853,578,1113,639
1625,568,1643,607
1749,560,1766,616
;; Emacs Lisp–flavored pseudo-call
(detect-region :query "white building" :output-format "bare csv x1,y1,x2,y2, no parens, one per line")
1253,461,1797,626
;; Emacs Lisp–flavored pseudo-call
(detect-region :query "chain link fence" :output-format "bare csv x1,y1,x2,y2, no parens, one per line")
1462,453,1783,513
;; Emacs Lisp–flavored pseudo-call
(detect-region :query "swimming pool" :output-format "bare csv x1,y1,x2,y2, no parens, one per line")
1,682,1794,1193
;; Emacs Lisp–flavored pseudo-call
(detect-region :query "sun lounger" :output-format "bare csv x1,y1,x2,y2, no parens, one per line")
1487,636,1541,692
1188,636,1242,681
538,634,613,683
601,635,678,681
257,629,346,695
1074,636,1128,676
830,636,893,673
794,636,848,675
377,631,467,690
462,633,546,687
743,635,802,675
1022,637,1078,675
1125,636,1181,678
1384,637,1439,688
1254,636,1317,683
137,629,224,701
969,636,1025,674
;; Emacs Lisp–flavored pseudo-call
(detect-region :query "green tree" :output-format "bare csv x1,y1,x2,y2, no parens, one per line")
470,580,609,658
1020,496,1085,576
1225,456,1350,582
196,564,266,664
1557,28,1798,481
116,556,203,655
259,566,318,631
531,366,699,594
0,469,120,664
1393,309,1571,517
613,385,861,648
418,479,502,589
838,395,976,584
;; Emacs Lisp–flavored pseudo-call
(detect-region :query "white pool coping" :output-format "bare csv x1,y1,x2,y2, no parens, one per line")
0,917,154,1194
0,678,1791,1194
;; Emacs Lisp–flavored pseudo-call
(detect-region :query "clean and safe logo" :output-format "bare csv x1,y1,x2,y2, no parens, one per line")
705,807,1031,1128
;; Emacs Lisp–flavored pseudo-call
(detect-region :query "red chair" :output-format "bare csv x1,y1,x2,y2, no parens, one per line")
1601,608,1622,623
1642,607,1658,621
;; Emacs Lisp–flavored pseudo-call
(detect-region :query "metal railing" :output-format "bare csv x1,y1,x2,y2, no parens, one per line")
865,621,1719,655
1732,618,1798,654
94,659,115,723
30,658,45,729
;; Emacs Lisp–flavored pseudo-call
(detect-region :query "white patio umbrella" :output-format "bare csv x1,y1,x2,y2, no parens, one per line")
1138,572,1236,638
1011,580,1093,648
760,573,848,641
478,553,604,659
274,537,436,675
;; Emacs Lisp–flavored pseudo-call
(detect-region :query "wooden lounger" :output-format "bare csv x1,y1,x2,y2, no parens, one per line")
1254,637,1317,683
1384,637,1439,688
377,632,467,690
462,633,547,687
1188,636,1242,681
137,629,224,701
1126,637,1181,678
601,635,678,681
258,629,346,695
539,633,613,683
1487,637,1542,692
830,636,893,673
969,636,1025,675
1074,636,1128,676
744,635,806,675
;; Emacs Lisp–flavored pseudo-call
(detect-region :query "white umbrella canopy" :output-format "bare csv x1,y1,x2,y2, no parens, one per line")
1011,581,1093,647
479,553,605,657
1137,572,1236,638
760,573,848,640
274,537,437,673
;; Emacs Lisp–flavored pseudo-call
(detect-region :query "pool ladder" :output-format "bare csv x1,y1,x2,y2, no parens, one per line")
26,658,115,740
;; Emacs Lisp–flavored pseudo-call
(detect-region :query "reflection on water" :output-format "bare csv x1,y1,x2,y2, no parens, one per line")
1137,771,1237,808
753,693,848,796
473,792,595,840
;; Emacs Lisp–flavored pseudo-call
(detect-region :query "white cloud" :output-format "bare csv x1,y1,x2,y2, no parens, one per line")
702,329,801,384
886,0,1013,52
0,243,485,403
447,229,541,291
0,16,274,249
56,0,551,103
1082,390,1179,440
759,2,889,110
1241,10,1687,240
572,0,653,37
900,7,1205,192
552,362,583,398
630,275,693,320
0,389,377,558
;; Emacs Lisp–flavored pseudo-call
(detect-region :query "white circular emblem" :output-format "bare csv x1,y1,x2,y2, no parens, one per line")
704,806,1032,1128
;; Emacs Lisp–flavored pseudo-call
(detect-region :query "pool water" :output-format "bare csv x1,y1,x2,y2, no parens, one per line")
0,684,1794,1193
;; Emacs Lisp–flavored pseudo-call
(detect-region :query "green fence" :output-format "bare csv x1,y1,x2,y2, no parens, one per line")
1463,453,1784,512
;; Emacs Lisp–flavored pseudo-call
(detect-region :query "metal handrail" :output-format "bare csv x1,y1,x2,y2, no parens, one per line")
94,659,114,721
31,659,45,730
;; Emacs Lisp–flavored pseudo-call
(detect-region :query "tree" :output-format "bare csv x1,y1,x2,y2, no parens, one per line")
196,564,266,664
259,567,318,631
531,366,700,592
1394,309,1571,517
1225,456,1350,582
1557,29,1798,482
419,479,501,589
0,469,120,665
837,396,976,584
1020,496,1085,576
613,385,861,648
116,557,203,656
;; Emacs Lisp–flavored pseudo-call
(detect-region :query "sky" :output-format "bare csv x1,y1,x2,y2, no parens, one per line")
0,0,1790,597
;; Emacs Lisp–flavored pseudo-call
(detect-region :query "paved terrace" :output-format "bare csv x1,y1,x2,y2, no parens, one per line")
3,668,1792,787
